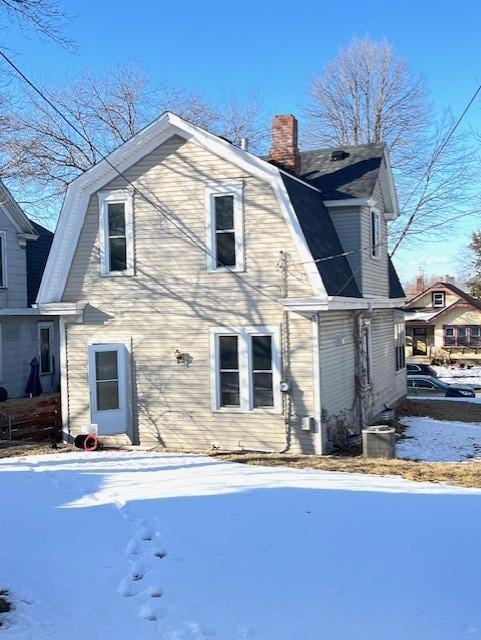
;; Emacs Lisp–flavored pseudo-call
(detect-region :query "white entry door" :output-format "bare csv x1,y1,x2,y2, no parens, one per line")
88,343,129,435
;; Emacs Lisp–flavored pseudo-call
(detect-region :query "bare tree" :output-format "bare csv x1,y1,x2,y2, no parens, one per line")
0,63,268,220
0,0,72,47
305,37,480,252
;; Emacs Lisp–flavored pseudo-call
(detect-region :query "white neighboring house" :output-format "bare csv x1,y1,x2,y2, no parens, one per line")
0,180,59,398
37,112,406,453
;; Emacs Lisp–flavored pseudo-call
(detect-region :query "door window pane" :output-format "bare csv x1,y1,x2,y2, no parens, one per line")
218,336,240,407
251,335,273,408
95,350,118,381
96,380,119,411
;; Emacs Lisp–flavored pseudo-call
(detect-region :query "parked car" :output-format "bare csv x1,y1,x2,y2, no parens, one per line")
406,363,438,378
407,375,476,398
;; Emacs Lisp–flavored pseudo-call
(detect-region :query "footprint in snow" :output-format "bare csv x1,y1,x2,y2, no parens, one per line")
146,585,162,598
129,560,144,582
139,604,157,621
126,538,141,556
139,525,154,541
153,548,167,559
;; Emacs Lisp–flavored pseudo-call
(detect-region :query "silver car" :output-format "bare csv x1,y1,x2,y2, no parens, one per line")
407,375,475,398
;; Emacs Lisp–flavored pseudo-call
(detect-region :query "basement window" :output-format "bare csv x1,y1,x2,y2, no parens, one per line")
98,189,134,276
211,326,280,412
205,182,244,272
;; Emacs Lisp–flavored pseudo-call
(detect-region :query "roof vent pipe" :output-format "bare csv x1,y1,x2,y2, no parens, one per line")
240,137,249,151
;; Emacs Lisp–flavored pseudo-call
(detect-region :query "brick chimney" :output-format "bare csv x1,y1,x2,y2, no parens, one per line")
415,273,425,294
268,114,301,174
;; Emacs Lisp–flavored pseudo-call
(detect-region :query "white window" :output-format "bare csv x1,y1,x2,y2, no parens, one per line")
38,322,54,375
370,208,381,258
361,320,372,384
432,291,445,308
0,231,7,288
98,189,134,276
210,326,280,412
394,317,406,371
205,181,244,272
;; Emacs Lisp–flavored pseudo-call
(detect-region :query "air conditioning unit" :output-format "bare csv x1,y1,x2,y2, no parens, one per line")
362,425,396,459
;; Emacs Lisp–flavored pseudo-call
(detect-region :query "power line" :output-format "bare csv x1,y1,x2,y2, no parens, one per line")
0,49,285,308
390,81,481,257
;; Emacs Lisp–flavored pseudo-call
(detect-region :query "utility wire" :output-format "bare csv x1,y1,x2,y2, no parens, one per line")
390,81,481,257
0,49,285,308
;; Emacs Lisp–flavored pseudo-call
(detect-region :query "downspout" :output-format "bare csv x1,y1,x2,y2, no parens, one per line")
312,312,325,454
355,311,366,431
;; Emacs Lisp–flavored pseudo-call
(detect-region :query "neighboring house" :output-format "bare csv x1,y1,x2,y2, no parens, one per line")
0,180,59,398
37,112,406,454
404,281,481,362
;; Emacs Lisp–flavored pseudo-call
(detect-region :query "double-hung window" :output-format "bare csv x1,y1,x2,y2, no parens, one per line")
361,320,372,384
394,315,406,371
98,189,134,276
38,322,54,375
432,292,445,308
370,208,381,258
205,182,244,271
0,231,7,288
211,327,280,411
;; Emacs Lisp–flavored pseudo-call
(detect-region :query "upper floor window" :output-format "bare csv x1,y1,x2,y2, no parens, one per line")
98,189,134,276
210,326,280,412
0,231,7,288
432,291,445,308
205,181,244,272
370,209,381,258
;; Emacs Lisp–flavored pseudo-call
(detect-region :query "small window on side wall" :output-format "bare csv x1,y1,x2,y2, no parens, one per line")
98,189,134,276
38,322,53,375
370,209,381,258
206,182,244,272
0,231,7,288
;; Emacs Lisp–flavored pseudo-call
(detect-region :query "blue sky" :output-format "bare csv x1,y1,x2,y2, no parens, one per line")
4,0,481,283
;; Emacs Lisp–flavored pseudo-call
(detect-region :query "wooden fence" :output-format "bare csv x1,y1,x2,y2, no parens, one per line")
0,393,61,442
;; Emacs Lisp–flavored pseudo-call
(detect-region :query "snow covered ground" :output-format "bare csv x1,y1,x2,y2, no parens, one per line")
433,365,481,387
398,417,481,461
2,452,481,639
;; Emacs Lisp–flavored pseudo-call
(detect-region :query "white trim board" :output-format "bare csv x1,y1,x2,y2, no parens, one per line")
37,112,327,304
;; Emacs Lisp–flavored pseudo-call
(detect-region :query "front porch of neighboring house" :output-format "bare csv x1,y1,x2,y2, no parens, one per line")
406,325,435,359
406,323,481,363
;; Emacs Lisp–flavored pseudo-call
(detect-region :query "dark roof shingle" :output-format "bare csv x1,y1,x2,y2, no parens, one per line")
281,174,362,298
26,220,54,306
299,143,385,200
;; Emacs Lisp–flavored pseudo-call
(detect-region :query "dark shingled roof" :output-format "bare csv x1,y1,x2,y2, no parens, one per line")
26,220,54,306
281,174,362,298
299,143,385,200
388,256,405,299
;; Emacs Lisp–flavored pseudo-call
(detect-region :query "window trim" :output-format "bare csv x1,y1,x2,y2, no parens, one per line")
38,321,54,376
205,181,244,272
210,326,281,413
370,207,382,259
0,231,7,289
361,319,373,384
98,188,134,277
432,291,445,308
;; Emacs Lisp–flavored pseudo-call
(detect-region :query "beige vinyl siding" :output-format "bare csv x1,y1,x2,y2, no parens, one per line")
327,208,362,293
0,213,28,308
369,310,406,416
318,310,356,418
63,134,318,452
